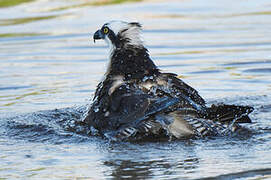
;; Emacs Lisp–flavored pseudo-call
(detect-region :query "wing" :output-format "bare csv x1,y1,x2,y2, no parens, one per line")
83,82,180,137
161,73,206,106
204,104,254,123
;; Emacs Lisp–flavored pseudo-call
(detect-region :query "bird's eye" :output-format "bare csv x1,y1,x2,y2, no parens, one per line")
103,27,109,34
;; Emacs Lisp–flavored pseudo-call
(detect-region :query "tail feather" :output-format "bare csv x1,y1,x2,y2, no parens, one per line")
204,104,254,124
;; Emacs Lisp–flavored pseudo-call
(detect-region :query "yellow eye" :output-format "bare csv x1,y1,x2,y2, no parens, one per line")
103,27,109,34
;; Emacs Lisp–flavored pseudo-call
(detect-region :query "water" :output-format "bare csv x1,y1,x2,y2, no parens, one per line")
1,0,271,179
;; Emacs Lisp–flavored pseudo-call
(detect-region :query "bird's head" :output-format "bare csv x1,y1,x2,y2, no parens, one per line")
93,21,143,49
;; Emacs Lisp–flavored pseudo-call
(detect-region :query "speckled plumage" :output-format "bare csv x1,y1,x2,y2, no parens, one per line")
83,21,254,141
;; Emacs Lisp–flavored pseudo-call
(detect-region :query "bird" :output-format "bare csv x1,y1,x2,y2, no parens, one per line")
82,20,254,141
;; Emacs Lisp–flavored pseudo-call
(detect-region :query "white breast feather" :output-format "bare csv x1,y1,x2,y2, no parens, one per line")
108,75,124,95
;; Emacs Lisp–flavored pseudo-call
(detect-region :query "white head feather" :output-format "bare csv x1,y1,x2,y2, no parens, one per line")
104,20,144,48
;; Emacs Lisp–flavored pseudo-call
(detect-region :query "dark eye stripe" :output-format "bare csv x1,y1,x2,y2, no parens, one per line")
100,26,121,47
108,29,119,45
120,28,128,34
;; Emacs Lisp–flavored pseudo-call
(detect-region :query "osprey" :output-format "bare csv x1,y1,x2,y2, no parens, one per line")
83,21,254,141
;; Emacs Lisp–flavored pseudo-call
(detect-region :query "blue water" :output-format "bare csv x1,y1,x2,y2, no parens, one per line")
1,0,271,179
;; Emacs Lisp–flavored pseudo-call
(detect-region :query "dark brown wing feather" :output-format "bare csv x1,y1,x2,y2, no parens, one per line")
84,82,180,136
203,104,254,123
162,73,206,106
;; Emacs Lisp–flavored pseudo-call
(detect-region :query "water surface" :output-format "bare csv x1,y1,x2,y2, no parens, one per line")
1,0,271,179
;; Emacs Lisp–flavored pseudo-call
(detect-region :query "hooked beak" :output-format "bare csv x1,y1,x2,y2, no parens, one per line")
93,30,104,43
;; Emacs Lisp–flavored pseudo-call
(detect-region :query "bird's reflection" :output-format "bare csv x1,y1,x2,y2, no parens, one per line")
102,142,200,179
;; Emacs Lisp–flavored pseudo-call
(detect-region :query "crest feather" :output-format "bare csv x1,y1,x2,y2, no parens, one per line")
106,21,144,47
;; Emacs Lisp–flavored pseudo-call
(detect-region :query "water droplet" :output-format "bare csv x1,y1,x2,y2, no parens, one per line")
143,76,148,82
94,107,99,112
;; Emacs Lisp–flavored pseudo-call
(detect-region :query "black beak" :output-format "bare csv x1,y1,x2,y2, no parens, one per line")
93,30,104,43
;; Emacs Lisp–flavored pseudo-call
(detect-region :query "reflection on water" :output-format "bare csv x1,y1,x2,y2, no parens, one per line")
46,0,143,12
0,0,271,179
104,157,200,179
0,32,45,38
0,15,58,26
103,153,200,179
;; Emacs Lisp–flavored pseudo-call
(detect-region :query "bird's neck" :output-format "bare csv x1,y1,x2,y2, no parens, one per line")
105,46,159,80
